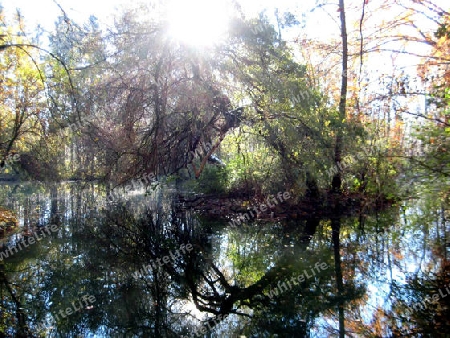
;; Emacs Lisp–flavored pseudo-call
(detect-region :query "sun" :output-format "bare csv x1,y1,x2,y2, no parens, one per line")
166,0,230,46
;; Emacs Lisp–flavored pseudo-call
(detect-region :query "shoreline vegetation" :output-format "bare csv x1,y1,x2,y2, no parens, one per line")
178,189,396,224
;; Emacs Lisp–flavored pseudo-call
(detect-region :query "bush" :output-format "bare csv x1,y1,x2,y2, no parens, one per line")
195,165,229,194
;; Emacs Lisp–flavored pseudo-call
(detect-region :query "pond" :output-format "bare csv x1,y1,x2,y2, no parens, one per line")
0,182,448,337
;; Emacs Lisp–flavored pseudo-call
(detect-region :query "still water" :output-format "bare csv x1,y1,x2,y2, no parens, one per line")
0,181,448,337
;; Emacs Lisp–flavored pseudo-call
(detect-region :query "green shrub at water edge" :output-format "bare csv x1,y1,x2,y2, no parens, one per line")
195,165,229,194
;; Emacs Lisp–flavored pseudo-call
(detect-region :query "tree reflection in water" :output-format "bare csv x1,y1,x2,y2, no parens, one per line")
0,184,448,337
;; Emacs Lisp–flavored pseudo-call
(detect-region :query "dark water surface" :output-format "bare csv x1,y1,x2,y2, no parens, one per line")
0,182,448,337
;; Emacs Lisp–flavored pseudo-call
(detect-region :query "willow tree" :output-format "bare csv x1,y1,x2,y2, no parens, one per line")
45,4,247,186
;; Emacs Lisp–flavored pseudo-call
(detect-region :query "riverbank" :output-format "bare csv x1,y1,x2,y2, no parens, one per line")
177,190,397,223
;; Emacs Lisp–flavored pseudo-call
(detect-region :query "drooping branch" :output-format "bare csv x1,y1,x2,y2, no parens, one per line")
191,107,243,179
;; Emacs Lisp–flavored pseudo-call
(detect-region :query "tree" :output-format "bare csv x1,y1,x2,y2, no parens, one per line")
0,10,46,174
46,4,245,186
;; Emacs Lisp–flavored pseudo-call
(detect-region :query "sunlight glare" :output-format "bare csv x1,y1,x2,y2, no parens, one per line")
166,0,229,46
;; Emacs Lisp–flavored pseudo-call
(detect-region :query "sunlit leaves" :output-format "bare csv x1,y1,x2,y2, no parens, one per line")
0,10,46,168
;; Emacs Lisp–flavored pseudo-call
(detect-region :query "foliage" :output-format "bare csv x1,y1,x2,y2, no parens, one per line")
221,127,285,195
0,10,46,175
193,164,229,194
0,0,443,199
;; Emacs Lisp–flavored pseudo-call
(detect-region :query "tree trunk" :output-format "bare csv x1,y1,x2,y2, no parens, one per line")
331,217,345,338
332,0,348,193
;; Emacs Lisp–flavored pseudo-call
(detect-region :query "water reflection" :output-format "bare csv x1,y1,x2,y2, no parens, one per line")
0,182,448,337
